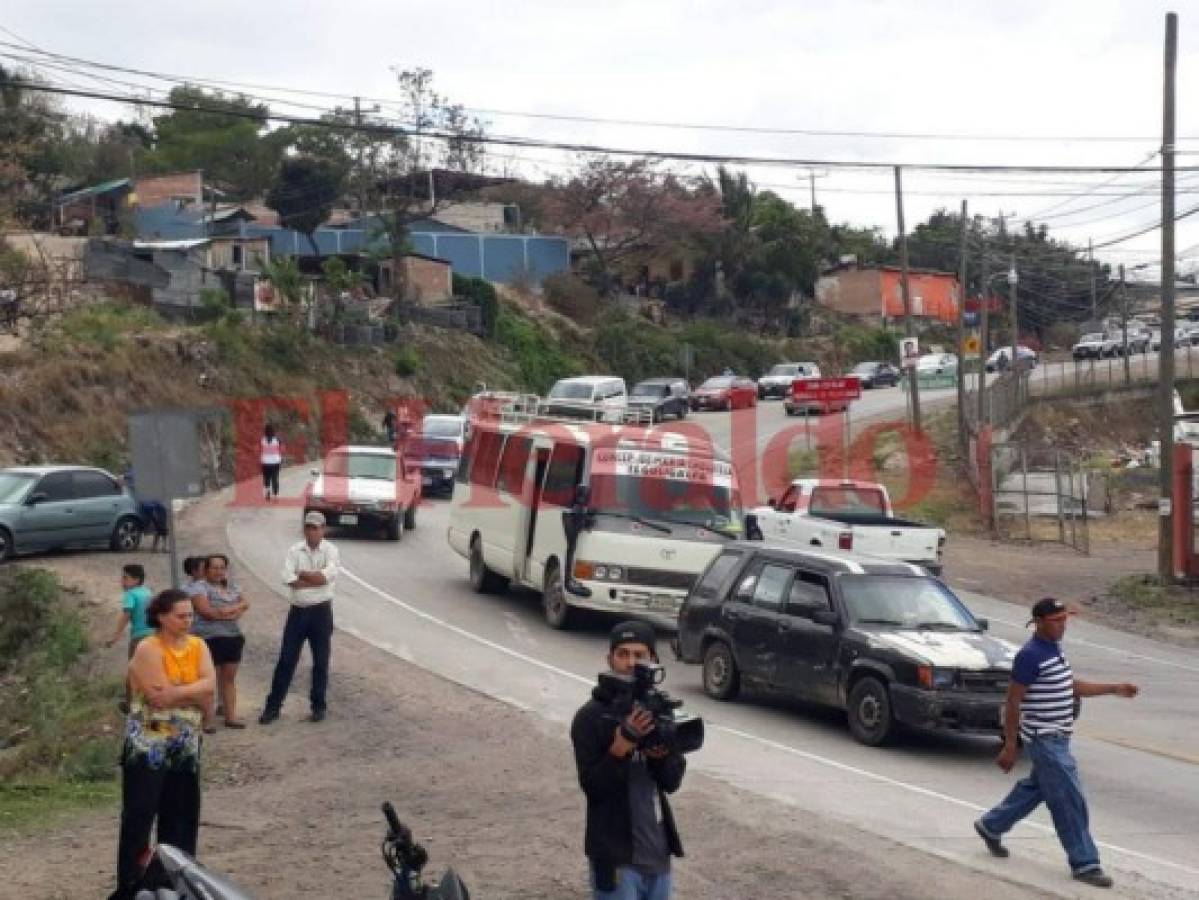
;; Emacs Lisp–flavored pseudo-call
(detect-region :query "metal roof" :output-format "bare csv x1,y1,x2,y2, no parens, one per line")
57,178,132,205
132,238,212,251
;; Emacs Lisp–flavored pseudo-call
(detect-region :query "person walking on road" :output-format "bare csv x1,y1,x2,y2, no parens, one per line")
191,554,250,731
260,423,283,502
110,589,214,900
259,511,339,724
973,597,1139,889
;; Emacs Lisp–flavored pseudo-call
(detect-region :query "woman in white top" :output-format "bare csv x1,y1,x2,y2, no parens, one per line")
260,424,283,501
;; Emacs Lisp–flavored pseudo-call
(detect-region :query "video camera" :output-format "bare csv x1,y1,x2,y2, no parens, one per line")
598,662,704,755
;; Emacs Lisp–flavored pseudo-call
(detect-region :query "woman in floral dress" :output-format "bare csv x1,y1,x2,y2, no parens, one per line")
111,589,215,900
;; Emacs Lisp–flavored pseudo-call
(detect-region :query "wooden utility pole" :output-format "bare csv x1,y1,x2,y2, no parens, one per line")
895,166,921,431
1159,11,1178,581
810,170,818,213
956,200,969,460
1120,264,1131,383
1089,238,1097,323
978,248,990,429
1009,254,1019,400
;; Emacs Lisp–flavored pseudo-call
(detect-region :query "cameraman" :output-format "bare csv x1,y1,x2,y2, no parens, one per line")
570,621,686,900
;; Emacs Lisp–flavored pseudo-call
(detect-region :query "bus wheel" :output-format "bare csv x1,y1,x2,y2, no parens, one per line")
469,536,508,594
542,560,574,630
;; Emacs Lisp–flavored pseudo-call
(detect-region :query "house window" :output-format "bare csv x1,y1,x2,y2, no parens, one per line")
232,245,244,268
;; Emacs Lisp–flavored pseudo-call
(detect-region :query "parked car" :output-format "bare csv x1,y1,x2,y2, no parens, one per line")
848,361,900,389
757,362,821,399
1150,329,1187,352
675,543,1017,745
1072,333,1120,359
408,414,467,495
628,378,690,422
690,375,758,411
783,385,852,416
1126,331,1152,354
545,376,628,422
752,479,945,574
915,353,958,376
0,465,144,562
984,346,1038,373
303,445,420,540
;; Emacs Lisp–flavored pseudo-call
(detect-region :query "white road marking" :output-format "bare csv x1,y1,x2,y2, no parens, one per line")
983,613,1199,674
338,565,1199,881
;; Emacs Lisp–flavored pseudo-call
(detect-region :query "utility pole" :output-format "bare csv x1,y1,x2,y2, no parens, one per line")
1089,238,1097,323
956,199,969,460
810,170,818,213
895,166,921,431
353,97,364,214
1121,264,1131,383
978,247,990,429
1159,11,1178,581
1009,254,1019,401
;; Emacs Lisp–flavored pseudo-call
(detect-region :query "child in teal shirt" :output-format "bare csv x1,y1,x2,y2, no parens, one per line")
106,563,153,653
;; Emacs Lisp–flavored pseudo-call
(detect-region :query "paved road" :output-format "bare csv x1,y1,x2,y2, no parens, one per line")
229,439,1198,896
228,355,1199,897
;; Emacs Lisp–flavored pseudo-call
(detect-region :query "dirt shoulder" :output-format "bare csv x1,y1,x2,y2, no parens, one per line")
0,491,1041,899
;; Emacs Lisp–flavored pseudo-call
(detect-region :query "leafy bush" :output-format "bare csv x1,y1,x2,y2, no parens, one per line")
259,322,311,374
59,303,163,351
0,568,62,669
393,346,421,377
495,308,579,392
543,273,602,325
837,324,899,365
197,287,233,323
593,315,680,385
453,273,498,337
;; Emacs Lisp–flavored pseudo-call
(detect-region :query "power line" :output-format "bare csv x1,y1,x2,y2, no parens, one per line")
11,78,1199,176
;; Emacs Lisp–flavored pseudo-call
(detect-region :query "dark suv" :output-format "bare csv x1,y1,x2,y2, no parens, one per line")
675,543,1017,745
628,378,689,422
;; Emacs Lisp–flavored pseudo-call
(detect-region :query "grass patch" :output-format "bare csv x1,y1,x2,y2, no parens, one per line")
1107,574,1199,626
495,306,581,393
0,779,119,832
0,568,123,831
393,346,421,377
58,302,163,351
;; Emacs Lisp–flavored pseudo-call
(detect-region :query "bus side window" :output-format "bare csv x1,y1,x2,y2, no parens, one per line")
470,431,506,488
456,431,477,485
497,436,532,496
542,443,585,506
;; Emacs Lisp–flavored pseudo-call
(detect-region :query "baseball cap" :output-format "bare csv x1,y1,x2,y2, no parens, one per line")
609,620,656,655
1027,597,1070,626
303,511,326,527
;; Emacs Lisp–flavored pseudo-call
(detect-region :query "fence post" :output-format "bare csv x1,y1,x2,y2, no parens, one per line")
1053,450,1066,544
1079,459,1090,555
1021,446,1032,540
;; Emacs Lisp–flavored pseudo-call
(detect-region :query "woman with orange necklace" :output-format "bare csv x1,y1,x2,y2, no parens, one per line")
110,589,215,900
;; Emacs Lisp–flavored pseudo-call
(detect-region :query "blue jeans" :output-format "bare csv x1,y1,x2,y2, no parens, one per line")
979,733,1101,873
590,866,672,900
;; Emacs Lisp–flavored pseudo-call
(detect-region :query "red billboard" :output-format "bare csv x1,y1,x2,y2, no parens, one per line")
791,377,863,403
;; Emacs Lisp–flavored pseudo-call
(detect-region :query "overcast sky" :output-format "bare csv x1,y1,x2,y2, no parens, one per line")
6,1,1199,277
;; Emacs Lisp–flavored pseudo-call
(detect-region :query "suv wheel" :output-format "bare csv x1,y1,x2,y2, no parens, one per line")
542,560,573,630
847,676,895,746
0,526,12,563
702,641,740,700
386,514,403,541
403,503,417,531
109,516,143,553
469,536,508,594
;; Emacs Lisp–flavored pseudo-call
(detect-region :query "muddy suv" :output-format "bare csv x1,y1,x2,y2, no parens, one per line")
675,543,1017,745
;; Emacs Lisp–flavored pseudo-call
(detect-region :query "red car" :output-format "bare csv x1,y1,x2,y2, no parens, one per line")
690,376,758,411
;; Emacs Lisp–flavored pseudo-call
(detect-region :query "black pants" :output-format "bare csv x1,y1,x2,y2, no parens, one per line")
261,463,281,497
114,760,201,898
265,601,332,713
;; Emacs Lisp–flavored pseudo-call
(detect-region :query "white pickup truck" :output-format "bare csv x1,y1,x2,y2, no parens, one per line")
752,478,946,574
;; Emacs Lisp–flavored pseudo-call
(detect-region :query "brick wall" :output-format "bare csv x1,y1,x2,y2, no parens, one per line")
135,172,203,209
815,268,883,317
400,256,452,305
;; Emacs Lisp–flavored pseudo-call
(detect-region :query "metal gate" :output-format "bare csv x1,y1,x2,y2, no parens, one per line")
989,443,1090,553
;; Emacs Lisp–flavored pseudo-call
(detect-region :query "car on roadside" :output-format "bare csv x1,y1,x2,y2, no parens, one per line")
545,376,628,423
915,353,958,376
0,465,144,563
1072,333,1120,359
628,378,690,422
757,362,821,399
848,361,900,389
408,415,467,496
984,346,1038,373
303,445,420,540
1126,330,1151,354
690,375,758,411
1150,329,1188,351
675,543,1017,746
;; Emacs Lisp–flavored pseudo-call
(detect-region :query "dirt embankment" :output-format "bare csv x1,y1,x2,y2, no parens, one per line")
0,490,1040,900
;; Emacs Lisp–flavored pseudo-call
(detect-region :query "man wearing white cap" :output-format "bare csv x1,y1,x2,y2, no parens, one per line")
260,511,340,724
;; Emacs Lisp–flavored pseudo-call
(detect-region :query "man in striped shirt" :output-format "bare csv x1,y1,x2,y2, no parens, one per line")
973,598,1138,889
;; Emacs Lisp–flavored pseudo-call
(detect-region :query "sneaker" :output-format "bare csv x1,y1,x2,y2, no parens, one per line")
258,708,280,725
973,820,1010,858
1073,869,1113,888
308,709,326,723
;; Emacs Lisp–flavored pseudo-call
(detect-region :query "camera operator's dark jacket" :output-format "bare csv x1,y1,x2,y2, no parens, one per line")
570,678,686,869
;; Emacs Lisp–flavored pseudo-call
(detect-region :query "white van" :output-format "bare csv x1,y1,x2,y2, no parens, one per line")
546,376,628,423
447,393,746,629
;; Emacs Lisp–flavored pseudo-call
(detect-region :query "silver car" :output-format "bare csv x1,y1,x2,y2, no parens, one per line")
0,466,144,562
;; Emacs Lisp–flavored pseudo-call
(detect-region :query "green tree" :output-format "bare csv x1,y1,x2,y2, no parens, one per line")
141,85,281,200
266,155,344,259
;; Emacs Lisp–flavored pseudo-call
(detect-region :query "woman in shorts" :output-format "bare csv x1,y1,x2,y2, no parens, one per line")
190,553,250,730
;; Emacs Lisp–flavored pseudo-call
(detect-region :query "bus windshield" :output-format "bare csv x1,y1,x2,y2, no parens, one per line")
589,473,744,536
